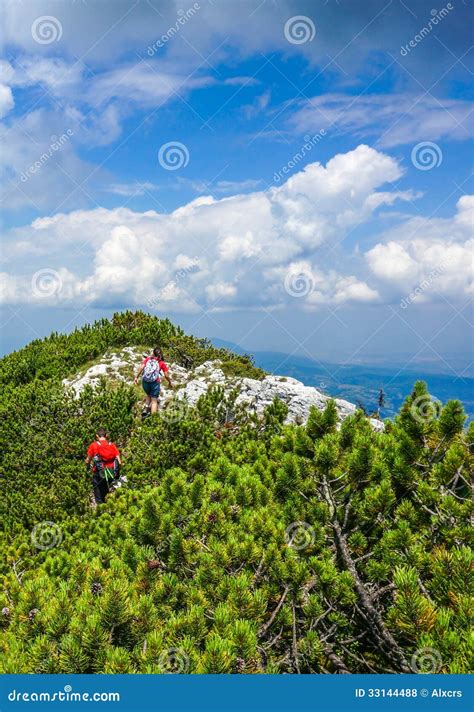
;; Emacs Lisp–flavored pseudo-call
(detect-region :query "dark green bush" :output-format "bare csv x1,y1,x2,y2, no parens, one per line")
0,313,471,674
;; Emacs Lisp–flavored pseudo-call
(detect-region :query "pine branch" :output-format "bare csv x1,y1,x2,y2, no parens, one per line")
263,626,284,649
259,585,290,636
12,560,24,586
443,487,470,502
194,538,211,552
322,641,351,674
427,434,449,465
340,645,376,672
342,500,352,530
339,631,367,645
292,605,301,674
320,623,337,642
353,552,373,564
413,495,439,517
418,578,436,606
369,583,396,602
301,576,317,604
309,607,332,631
320,474,411,673
252,556,265,586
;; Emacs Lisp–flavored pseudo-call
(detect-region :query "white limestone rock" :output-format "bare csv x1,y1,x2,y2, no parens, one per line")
175,360,384,431
62,347,143,396
63,353,384,431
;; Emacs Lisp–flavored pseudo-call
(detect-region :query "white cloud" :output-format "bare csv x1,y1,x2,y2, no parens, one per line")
367,241,419,282
0,84,14,118
242,89,271,119
224,76,261,87
206,281,237,302
366,196,474,300
86,62,211,110
0,145,403,310
290,93,473,147
0,55,212,210
0,108,99,212
182,177,264,195
0,272,19,303
332,276,379,305
102,182,161,197
1,146,470,312
265,262,380,308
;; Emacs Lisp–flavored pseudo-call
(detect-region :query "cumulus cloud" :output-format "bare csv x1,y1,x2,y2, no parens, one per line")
1,146,471,312
366,196,474,301
2,145,406,310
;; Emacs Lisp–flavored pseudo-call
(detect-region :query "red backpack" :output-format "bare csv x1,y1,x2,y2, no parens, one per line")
92,441,119,480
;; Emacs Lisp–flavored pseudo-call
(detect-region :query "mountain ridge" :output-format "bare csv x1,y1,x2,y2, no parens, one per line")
62,346,384,431
0,311,471,675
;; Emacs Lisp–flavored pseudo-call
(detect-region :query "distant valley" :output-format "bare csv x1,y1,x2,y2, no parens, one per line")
212,340,474,420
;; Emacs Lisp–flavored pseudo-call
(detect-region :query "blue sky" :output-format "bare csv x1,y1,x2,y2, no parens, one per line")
0,0,473,378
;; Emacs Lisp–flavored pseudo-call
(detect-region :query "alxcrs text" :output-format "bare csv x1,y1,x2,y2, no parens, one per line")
355,688,463,698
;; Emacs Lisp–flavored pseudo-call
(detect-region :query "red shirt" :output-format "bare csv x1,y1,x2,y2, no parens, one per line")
142,357,168,382
87,439,120,469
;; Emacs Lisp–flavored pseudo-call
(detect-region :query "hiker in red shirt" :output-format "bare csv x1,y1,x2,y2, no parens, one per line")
85,428,121,504
134,347,173,417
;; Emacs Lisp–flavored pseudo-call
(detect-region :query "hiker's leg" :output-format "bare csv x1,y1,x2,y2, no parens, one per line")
100,478,109,502
92,472,104,504
142,381,151,411
150,381,161,414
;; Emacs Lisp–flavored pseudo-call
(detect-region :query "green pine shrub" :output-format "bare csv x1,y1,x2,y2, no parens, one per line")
0,312,472,674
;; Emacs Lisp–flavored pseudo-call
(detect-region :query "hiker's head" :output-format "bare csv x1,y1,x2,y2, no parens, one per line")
96,427,107,439
153,347,162,359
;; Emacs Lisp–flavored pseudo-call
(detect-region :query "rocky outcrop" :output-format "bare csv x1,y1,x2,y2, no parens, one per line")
174,361,384,431
62,347,146,396
63,350,384,431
